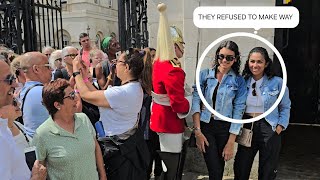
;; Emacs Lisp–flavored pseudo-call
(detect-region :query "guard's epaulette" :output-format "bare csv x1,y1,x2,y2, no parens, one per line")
170,58,181,68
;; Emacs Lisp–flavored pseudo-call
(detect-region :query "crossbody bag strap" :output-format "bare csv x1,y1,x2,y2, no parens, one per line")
21,84,44,117
13,121,29,143
250,122,254,131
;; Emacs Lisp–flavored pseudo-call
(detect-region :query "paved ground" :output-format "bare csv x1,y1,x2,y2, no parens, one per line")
151,125,320,180
276,125,320,180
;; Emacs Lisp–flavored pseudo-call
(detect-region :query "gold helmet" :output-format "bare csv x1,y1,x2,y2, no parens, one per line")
170,26,184,53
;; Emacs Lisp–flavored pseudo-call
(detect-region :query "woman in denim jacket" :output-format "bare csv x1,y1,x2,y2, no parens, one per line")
234,47,291,180
191,41,247,180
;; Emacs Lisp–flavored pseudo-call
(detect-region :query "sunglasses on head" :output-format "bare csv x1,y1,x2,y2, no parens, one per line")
217,54,236,61
63,91,76,100
252,82,257,96
0,74,16,85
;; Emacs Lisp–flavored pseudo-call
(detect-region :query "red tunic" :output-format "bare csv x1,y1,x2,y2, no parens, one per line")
150,59,190,133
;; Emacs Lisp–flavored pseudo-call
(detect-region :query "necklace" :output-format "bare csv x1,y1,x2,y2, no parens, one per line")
122,78,138,85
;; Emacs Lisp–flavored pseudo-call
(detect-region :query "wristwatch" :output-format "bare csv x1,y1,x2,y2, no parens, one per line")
72,72,81,77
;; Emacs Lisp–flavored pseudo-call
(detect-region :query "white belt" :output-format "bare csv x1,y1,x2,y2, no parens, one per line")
151,84,193,119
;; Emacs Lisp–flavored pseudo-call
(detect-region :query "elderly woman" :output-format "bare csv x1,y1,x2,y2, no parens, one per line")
48,50,65,81
42,46,55,58
31,79,106,180
73,49,151,180
89,49,104,89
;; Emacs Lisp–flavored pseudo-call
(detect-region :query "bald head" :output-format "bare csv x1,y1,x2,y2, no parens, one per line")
20,52,52,84
20,52,47,72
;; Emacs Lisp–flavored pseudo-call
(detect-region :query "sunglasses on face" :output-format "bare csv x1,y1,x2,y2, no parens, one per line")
252,82,257,96
12,98,18,107
217,54,236,61
65,54,78,59
63,91,76,100
116,59,126,65
15,69,21,77
0,74,16,85
35,64,52,70
45,53,51,57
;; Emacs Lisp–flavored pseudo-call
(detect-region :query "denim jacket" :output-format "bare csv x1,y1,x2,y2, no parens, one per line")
246,75,291,131
191,67,247,135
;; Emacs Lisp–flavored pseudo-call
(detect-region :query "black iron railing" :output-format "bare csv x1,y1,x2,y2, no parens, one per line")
118,0,149,50
0,0,63,54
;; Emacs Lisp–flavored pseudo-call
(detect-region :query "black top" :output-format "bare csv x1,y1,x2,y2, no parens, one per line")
212,66,220,109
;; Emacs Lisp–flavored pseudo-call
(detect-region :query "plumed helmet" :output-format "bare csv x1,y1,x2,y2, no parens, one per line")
170,26,184,53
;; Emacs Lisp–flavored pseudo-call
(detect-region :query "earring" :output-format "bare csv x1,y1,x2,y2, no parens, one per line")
57,107,61,110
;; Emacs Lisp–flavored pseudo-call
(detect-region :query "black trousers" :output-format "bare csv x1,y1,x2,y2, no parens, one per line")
102,130,150,180
146,129,163,179
201,118,231,180
234,119,282,180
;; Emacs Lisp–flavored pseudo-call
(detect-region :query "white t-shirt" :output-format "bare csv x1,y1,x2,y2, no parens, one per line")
246,78,264,113
99,82,143,136
0,118,31,180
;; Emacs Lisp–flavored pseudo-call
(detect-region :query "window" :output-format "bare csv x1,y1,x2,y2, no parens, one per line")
95,34,101,49
57,29,71,48
108,0,112,8
62,35,70,46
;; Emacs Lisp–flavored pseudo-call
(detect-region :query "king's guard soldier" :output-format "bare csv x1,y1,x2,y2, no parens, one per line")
150,3,192,180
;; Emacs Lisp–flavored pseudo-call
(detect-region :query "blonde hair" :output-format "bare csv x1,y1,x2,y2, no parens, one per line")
10,55,21,74
89,49,103,58
49,50,62,68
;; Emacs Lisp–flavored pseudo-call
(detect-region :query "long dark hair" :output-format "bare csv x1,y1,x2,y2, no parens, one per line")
124,48,152,95
242,47,274,80
214,40,241,74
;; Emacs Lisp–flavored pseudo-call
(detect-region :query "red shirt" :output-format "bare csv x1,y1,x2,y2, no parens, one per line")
150,59,189,133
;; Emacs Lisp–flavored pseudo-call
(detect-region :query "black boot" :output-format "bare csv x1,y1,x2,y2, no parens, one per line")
176,140,188,180
157,151,181,180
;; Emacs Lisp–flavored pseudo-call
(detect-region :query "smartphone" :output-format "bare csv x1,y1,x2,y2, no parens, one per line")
115,51,121,59
24,146,37,170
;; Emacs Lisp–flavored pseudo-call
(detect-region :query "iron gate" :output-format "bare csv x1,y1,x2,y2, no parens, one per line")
118,0,149,50
0,0,63,54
